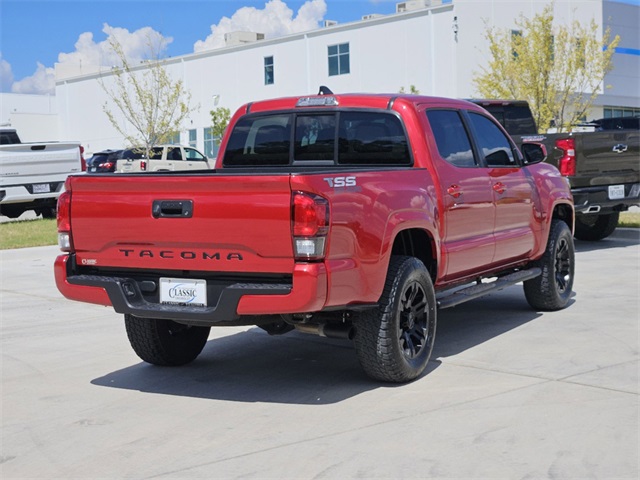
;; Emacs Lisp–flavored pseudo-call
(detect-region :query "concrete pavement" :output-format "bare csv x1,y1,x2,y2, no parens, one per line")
1,231,638,479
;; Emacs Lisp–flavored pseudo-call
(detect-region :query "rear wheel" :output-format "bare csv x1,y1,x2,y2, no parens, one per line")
36,206,57,219
574,212,619,241
124,314,210,366
524,220,575,311
353,256,437,383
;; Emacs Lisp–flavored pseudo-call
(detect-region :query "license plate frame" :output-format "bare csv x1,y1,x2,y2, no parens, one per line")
33,183,51,194
159,278,207,307
608,184,625,200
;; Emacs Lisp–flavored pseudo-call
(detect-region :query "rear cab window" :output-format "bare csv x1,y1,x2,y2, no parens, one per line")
222,110,411,167
475,103,536,135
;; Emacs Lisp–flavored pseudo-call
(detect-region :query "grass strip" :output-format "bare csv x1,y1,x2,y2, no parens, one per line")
0,219,57,249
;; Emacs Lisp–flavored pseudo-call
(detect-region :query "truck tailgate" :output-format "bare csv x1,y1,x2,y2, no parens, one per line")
68,174,295,273
576,131,639,186
0,143,81,186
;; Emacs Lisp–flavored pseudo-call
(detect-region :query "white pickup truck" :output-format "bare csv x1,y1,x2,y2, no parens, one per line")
0,128,85,218
115,145,212,173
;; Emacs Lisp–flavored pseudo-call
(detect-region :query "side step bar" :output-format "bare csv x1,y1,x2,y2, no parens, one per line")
437,268,541,309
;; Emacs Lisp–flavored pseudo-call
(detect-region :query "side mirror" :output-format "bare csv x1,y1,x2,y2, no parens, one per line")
521,142,547,165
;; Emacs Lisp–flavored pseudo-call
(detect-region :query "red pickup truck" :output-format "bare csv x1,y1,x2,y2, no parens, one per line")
55,92,575,383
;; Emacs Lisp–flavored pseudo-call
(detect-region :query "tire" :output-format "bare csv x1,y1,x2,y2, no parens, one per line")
353,256,437,383
524,220,575,311
124,314,210,366
0,205,25,219
36,206,57,219
574,212,619,241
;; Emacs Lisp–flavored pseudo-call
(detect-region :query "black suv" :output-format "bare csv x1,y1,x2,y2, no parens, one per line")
87,149,123,173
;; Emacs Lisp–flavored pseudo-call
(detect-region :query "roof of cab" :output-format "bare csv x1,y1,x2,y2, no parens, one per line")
242,93,483,114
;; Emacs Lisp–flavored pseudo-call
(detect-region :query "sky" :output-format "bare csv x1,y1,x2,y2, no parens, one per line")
1,0,638,95
0,0,410,94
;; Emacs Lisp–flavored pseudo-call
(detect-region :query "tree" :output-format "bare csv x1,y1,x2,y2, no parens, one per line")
99,36,197,157
473,4,620,132
399,85,420,94
210,106,231,146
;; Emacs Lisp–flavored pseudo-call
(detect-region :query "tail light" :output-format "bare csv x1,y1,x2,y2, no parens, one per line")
140,160,147,171
556,138,576,176
100,161,114,171
80,146,86,172
292,192,329,261
57,178,73,252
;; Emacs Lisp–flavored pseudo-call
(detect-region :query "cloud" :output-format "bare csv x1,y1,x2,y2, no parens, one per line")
58,24,172,69
194,0,327,52
11,62,55,95
0,53,14,92
8,24,172,95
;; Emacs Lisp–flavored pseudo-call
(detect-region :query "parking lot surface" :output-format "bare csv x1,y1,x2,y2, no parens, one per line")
1,230,638,479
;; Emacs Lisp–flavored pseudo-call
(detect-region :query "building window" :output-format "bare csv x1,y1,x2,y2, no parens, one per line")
328,43,350,76
511,30,522,59
604,106,640,118
204,127,219,159
264,56,274,85
188,129,197,148
167,131,180,145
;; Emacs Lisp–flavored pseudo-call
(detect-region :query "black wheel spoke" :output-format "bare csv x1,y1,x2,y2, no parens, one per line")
398,280,430,359
554,238,572,292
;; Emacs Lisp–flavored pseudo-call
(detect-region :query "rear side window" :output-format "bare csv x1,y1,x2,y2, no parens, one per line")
426,110,476,167
166,147,182,160
223,111,410,167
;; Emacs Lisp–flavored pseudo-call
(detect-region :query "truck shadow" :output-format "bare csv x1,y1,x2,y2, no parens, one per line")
92,330,376,404
574,227,640,253
91,287,551,404
433,291,547,359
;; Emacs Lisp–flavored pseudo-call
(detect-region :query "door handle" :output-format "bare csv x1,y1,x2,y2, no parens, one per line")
493,182,506,194
447,185,463,199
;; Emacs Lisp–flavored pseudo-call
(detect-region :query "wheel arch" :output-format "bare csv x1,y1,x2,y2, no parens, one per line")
552,201,575,235
389,227,438,282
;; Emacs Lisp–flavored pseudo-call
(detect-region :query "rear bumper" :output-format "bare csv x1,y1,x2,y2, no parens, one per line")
54,254,327,325
572,182,640,214
0,182,64,205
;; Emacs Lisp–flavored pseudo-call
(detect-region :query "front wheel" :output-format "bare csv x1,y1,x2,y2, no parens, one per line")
124,315,210,366
524,220,575,311
353,256,437,383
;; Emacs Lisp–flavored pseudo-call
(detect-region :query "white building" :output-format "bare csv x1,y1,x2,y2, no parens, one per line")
0,93,59,142
22,0,640,156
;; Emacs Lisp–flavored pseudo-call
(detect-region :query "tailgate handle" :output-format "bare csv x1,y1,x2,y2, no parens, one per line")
152,200,193,218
